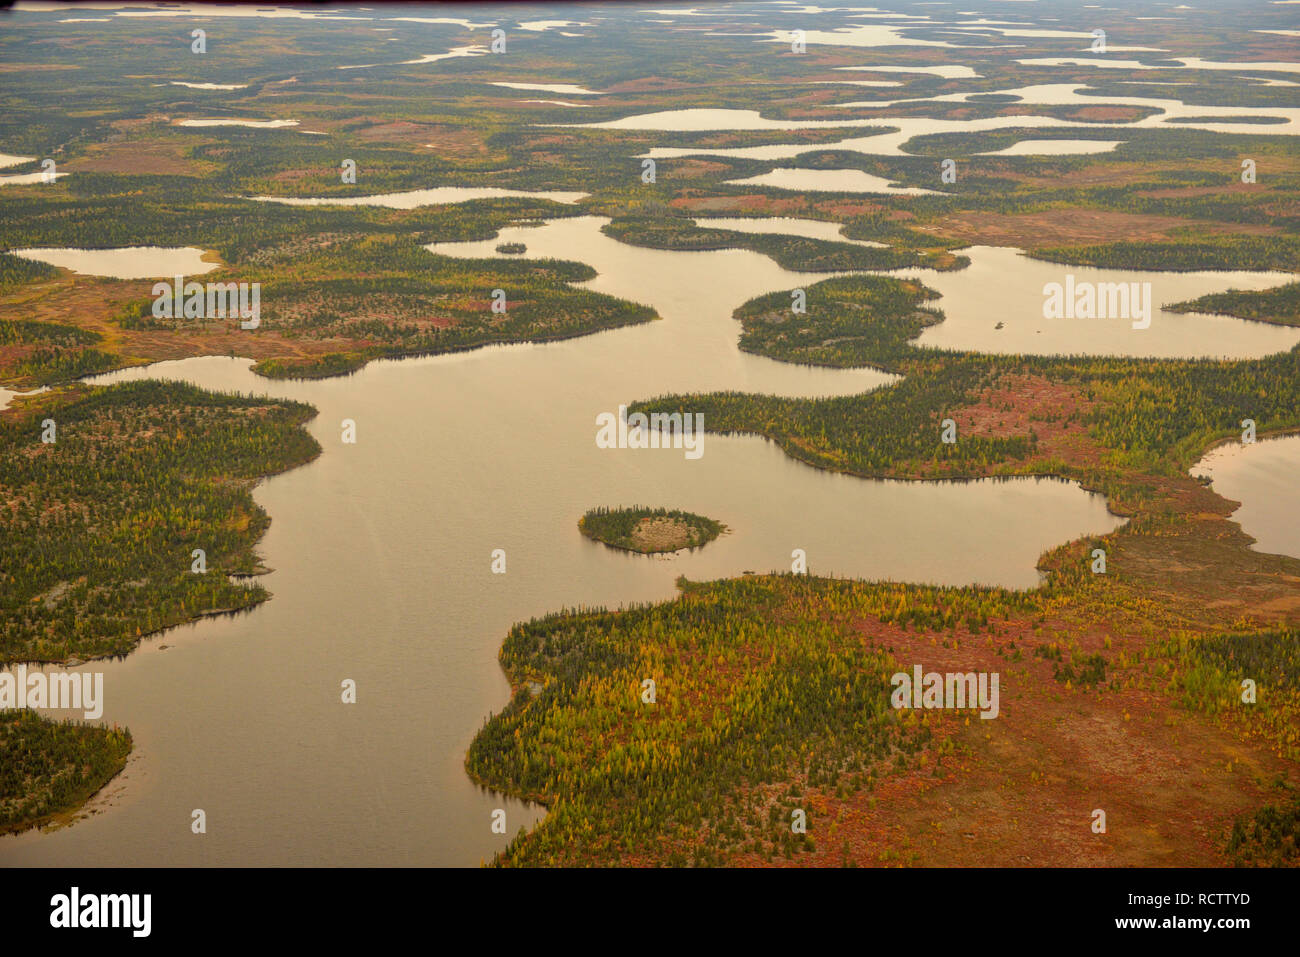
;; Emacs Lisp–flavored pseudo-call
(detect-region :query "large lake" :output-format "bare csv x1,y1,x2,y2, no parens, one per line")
11,246,219,280
1194,436,1300,561
0,217,1129,867
5,2,1298,867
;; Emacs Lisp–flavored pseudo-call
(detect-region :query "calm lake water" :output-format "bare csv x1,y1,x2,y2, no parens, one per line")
851,84,1300,135
0,385,48,413
6,3,1297,867
638,113,1121,160
11,246,219,280
0,171,68,186
977,139,1123,156
177,119,301,128
170,81,248,90
250,186,587,208
1194,436,1300,560
626,92,1299,161
692,216,887,246
491,81,604,95
0,218,1126,867
724,167,941,195
890,246,1298,359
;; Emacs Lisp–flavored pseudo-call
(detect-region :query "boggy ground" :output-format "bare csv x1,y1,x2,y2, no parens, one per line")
726,510,1300,867
476,463,1300,867
4,1,1299,864
472,277,1300,866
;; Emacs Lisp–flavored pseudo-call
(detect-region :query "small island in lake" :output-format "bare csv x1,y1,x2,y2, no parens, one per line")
496,242,527,255
579,506,726,555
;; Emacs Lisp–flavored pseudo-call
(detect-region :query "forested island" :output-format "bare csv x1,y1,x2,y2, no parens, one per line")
1,38,1297,389
578,506,726,554
470,273,1300,866
1,0,1298,866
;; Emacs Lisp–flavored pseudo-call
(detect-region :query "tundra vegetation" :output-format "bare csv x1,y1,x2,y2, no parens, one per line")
0,379,316,833
473,274,1300,865
2,8,1298,385
2,2,1299,859
0,380,320,664
0,710,132,836
1168,281,1300,327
